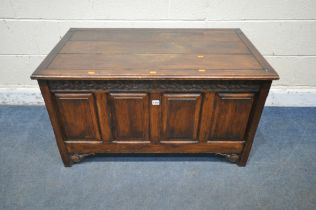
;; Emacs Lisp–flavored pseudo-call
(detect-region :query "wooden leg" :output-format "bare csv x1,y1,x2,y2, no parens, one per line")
237,160,247,167
38,80,72,167
238,81,271,166
63,157,73,167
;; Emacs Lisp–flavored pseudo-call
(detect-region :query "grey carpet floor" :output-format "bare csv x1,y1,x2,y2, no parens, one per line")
0,106,315,210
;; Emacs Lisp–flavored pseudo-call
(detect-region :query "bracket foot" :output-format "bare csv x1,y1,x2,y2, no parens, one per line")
70,153,95,164
217,153,240,163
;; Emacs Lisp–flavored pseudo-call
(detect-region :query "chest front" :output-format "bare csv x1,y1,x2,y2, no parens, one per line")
31,29,278,167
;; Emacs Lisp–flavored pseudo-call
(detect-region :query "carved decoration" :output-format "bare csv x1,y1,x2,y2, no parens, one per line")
70,153,95,163
217,153,240,163
49,80,260,92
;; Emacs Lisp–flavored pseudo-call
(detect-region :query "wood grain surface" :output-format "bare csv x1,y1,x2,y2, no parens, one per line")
31,28,279,80
33,29,278,166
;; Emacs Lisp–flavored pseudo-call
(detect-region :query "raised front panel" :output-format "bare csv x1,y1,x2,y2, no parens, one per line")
161,93,202,142
109,93,149,142
54,93,101,141
208,93,254,141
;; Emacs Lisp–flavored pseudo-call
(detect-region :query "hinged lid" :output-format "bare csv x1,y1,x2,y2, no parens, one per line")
31,28,279,80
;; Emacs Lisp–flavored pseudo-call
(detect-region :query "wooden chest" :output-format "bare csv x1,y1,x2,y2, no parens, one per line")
31,28,279,167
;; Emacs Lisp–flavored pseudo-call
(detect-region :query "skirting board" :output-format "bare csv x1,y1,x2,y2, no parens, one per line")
0,87,315,107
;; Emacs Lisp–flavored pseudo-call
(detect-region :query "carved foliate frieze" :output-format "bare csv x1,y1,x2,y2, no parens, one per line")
48,80,260,92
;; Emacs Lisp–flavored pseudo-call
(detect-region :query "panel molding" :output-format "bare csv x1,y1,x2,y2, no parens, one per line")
161,93,202,141
207,92,254,141
54,92,101,141
109,92,149,142
218,93,254,100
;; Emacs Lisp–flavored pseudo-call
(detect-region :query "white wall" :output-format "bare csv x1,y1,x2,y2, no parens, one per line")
0,0,316,105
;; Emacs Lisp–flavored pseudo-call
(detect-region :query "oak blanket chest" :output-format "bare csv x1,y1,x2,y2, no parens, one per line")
31,28,279,167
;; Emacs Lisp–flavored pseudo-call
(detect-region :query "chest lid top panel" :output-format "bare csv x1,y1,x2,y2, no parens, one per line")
31,28,279,80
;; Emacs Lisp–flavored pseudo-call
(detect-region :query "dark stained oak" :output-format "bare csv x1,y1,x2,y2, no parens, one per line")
54,93,101,141
37,80,71,166
150,92,161,144
31,28,279,81
238,81,272,166
207,93,254,141
47,54,262,70
69,29,242,42
31,28,279,167
95,91,112,142
161,93,201,142
109,93,149,142
66,141,245,154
